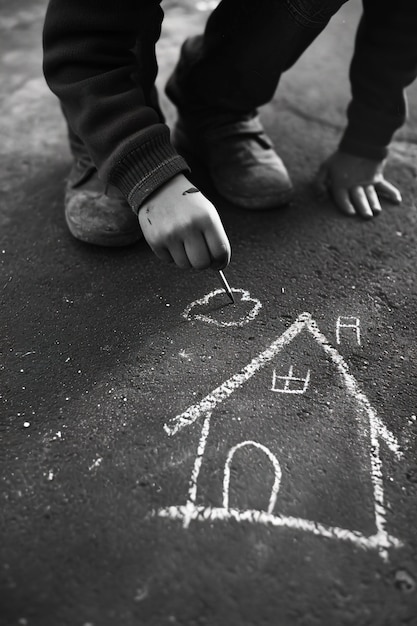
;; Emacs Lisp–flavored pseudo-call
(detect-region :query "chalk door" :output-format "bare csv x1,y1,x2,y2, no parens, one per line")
222,441,282,513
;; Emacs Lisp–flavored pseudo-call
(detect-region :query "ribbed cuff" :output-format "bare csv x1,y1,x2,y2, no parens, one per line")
102,124,190,213
339,99,405,161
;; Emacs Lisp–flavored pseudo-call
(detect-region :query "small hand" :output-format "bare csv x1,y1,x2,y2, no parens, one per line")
138,174,231,271
315,151,402,219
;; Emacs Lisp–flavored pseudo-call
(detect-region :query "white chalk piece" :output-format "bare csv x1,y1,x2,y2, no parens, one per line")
182,288,262,327
155,313,403,561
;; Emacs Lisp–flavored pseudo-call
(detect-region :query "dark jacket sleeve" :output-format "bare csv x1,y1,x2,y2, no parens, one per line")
42,0,189,212
339,0,417,160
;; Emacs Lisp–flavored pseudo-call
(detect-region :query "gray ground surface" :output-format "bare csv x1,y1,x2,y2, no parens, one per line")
1,1,417,625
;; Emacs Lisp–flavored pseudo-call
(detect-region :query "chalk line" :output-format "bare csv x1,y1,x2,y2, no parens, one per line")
304,316,401,557
165,312,309,436
271,365,311,394
182,413,212,528
165,313,401,459
154,505,402,553
182,288,262,327
374,417,403,457
336,316,361,345
223,441,282,514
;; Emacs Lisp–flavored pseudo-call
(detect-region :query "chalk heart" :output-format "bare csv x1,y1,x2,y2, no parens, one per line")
182,288,262,327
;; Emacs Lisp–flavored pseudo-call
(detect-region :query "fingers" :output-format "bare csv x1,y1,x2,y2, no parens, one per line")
364,185,382,216
332,184,392,219
151,242,190,269
350,181,401,218
320,150,402,219
170,208,231,270
332,187,356,216
183,232,212,270
350,187,374,219
155,227,230,272
168,241,192,270
374,180,402,204
204,223,231,270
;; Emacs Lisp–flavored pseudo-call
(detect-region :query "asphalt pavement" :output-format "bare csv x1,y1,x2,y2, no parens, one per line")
1,1,417,625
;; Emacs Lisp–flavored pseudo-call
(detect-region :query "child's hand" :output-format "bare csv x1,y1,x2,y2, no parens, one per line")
315,151,402,219
138,173,231,270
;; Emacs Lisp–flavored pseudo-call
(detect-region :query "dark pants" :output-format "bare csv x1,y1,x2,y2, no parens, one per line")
66,0,349,162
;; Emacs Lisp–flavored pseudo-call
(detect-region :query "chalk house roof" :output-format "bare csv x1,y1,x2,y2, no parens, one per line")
165,312,401,458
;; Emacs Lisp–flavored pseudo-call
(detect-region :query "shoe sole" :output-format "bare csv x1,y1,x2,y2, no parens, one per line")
65,212,142,248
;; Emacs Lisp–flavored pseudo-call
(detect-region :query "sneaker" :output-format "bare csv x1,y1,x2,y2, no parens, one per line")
64,160,142,247
171,115,293,210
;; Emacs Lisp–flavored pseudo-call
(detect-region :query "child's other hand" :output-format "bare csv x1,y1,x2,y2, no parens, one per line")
315,151,402,219
138,173,231,270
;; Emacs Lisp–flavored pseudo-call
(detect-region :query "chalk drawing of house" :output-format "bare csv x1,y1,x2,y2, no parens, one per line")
156,313,403,560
